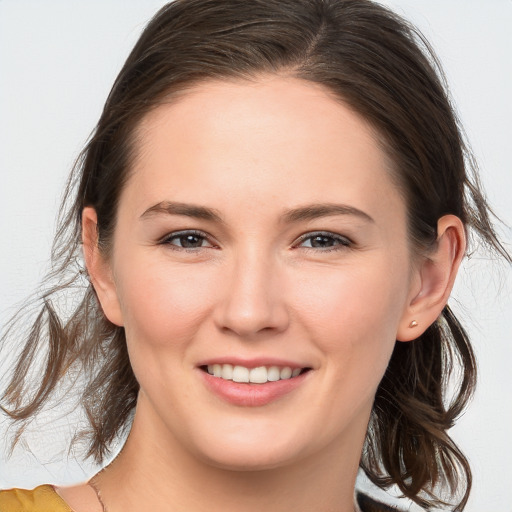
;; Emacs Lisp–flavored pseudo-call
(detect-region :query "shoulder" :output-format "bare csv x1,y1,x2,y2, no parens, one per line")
0,485,72,512
0,486,409,512
356,491,409,512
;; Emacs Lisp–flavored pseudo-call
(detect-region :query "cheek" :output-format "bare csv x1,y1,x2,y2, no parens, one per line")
296,262,407,333
291,260,409,378
113,256,216,348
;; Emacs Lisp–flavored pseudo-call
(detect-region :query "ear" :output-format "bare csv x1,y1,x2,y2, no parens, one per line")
82,207,124,326
396,215,466,342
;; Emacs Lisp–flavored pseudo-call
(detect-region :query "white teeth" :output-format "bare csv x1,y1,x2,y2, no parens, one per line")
205,364,304,383
249,366,267,384
267,366,281,382
232,365,250,383
280,367,292,379
221,363,233,380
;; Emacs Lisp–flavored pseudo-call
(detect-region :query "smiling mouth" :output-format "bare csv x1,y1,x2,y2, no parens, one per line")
200,364,311,384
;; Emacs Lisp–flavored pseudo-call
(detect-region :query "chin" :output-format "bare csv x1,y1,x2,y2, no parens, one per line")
190,424,310,472
200,445,302,472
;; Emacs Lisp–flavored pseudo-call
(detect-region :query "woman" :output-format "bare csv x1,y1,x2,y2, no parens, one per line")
0,1,509,511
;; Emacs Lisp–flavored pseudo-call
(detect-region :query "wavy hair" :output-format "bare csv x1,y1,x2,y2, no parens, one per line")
1,1,509,510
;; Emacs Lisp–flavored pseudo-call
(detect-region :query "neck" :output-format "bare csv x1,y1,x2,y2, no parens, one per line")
94,400,366,512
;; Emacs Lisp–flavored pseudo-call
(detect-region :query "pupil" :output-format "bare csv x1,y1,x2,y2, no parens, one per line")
311,235,333,248
181,235,201,248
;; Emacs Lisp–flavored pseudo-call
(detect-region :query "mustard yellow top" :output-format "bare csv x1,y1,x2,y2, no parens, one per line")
0,485,72,512
0,486,405,512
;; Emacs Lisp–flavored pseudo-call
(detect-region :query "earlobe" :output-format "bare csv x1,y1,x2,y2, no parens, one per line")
82,207,124,326
396,215,466,342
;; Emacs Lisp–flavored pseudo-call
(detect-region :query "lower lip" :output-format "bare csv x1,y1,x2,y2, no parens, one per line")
199,370,310,407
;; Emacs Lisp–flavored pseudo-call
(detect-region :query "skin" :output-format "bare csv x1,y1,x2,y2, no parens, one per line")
60,76,465,512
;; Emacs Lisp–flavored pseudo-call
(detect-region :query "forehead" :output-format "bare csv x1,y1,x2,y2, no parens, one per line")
125,76,403,222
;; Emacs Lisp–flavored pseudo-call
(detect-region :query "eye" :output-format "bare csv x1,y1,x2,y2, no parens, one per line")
159,230,214,250
295,231,352,251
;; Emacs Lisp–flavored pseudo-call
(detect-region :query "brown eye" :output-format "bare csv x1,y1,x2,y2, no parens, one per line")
175,234,205,248
309,235,337,248
297,231,352,251
161,230,213,249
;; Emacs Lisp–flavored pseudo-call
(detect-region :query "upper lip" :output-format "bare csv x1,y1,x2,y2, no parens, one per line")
196,357,310,370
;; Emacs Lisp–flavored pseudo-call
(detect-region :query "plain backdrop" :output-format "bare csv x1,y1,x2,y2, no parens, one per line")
0,1,511,511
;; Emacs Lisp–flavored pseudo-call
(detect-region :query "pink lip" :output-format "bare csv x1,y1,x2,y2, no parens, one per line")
198,368,310,407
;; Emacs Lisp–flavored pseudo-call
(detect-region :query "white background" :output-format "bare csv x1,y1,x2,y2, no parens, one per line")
0,1,511,510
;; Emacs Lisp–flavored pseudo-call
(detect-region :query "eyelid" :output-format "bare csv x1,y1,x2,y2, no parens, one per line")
158,229,217,248
293,230,353,250
157,229,353,252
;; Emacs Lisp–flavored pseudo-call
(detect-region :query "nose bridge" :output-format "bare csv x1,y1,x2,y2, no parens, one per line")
215,244,289,337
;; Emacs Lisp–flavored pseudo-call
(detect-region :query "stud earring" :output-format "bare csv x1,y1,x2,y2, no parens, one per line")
409,320,418,328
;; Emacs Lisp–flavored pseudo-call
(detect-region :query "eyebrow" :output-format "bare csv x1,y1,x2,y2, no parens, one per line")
282,203,374,224
140,201,224,223
140,201,374,224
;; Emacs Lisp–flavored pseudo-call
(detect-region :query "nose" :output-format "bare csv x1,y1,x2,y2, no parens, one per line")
214,251,290,339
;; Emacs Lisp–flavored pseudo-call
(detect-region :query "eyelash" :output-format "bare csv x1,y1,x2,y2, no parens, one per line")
158,230,216,251
158,230,353,253
293,231,353,252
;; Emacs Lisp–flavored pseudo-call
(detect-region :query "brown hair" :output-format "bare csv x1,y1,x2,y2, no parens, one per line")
1,1,509,510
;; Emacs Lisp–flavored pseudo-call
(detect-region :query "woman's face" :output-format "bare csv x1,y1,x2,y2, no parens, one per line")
99,76,421,470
